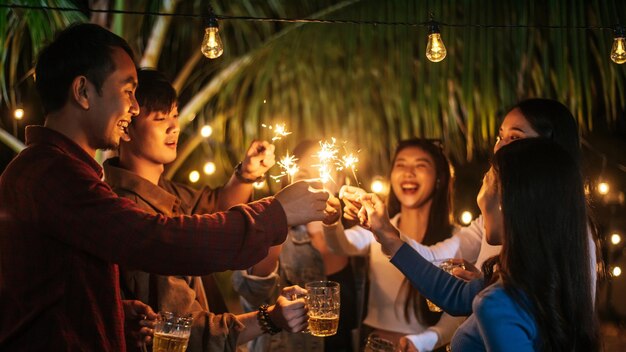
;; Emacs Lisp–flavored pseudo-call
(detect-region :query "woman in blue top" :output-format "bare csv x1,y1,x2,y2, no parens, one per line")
359,139,599,351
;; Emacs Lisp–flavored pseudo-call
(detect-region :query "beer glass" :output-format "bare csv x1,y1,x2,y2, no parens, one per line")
305,280,340,337
364,333,396,352
427,259,466,312
153,311,193,352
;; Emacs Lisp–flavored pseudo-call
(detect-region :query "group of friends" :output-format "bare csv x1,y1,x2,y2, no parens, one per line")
0,22,599,352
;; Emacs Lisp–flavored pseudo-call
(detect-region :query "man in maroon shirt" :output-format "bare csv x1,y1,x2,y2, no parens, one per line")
0,23,331,351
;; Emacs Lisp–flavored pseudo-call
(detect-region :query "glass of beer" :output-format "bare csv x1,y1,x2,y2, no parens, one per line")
364,333,396,352
305,280,340,337
153,311,193,352
427,259,466,312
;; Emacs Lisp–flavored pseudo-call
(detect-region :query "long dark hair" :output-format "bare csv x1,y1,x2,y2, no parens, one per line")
389,139,455,326
507,98,581,166
491,139,598,351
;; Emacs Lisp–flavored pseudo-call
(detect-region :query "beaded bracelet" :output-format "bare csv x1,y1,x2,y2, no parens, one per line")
257,304,282,335
234,162,265,184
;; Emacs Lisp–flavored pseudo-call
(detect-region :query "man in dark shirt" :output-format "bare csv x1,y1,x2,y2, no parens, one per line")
0,23,331,351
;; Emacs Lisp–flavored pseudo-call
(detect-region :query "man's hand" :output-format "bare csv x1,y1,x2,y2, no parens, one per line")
338,185,366,221
267,286,309,332
122,300,158,348
240,141,276,181
275,180,330,226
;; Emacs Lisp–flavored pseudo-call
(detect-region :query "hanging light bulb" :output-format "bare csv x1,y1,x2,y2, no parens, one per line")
203,161,216,175
189,170,200,183
14,108,24,120
426,21,447,62
611,26,626,64
200,125,213,137
201,7,223,59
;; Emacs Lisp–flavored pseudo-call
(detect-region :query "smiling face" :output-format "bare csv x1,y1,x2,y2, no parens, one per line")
85,47,139,150
122,104,180,166
477,168,504,245
390,146,437,210
494,108,540,153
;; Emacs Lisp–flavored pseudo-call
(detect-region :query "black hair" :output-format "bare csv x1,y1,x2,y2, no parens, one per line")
491,139,598,351
135,69,177,114
35,22,135,114
507,98,581,166
388,138,455,326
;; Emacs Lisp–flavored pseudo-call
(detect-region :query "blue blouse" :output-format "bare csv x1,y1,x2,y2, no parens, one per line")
391,243,539,351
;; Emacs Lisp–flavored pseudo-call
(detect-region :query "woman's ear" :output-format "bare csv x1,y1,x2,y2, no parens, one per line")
71,76,90,110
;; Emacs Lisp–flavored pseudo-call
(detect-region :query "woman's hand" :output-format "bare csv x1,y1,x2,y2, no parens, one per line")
449,258,483,281
338,185,366,221
359,193,403,257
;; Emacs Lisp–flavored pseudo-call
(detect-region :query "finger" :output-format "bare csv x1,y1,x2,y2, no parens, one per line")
451,268,478,281
282,285,307,298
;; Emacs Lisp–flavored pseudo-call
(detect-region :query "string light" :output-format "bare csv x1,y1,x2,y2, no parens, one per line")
426,21,447,62
13,108,24,120
189,170,200,183
203,161,216,175
253,180,266,189
370,176,387,194
460,211,473,225
201,6,223,59
3,4,625,64
598,181,610,195
612,266,622,277
611,26,626,64
200,125,213,137
611,233,622,245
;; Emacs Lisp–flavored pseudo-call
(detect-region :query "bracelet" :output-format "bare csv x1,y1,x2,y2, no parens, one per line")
234,162,265,184
257,304,282,335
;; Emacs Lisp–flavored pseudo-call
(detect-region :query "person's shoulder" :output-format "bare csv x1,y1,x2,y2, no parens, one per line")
473,282,534,324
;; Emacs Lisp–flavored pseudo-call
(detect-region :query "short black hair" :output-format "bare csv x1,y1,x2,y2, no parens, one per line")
135,69,177,114
35,22,135,114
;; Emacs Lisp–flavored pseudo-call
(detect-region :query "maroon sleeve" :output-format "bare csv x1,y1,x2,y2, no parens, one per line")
36,155,288,276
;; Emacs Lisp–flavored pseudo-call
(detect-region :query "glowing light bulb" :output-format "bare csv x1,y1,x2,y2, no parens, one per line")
253,180,266,189
200,125,213,137
611,27,626,64
189,170,200,183
201,27,223,59
460,211,473,225
612,266,622,277
426,22,447,63
14,108,24,120
598,182,610,195
203,162,216,175
371,177,386,194
611,233,622,245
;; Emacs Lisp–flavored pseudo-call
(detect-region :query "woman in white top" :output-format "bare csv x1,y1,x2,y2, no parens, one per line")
324,138,464,351
340,98,597,303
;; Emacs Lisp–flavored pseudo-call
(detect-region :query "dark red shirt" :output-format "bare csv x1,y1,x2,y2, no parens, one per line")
0,126,288,351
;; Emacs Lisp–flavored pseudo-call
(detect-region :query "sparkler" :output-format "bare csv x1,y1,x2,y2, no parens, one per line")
339,151,361,186
261,123,292,142
315,138,339,188
270,152,299,184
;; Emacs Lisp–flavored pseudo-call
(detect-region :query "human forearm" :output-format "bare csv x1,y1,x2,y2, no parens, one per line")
391,243,483,316
216,174,254,210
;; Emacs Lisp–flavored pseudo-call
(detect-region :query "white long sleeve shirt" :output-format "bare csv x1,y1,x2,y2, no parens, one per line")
324,215,463,352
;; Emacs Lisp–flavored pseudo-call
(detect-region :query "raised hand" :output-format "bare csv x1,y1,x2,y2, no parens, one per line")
275,180,330,226
268,285,309,332
323,194,341,225
239,140,276,181
338,185,366,221
359,193,403,257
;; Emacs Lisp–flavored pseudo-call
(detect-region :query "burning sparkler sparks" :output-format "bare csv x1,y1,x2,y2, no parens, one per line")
339,151,361,186
270,152,299,184
261,123,292,142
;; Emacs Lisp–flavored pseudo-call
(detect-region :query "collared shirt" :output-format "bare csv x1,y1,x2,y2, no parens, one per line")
0,126,288,351
104,158,241,352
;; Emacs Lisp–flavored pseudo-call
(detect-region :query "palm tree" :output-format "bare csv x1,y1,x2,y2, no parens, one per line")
2,0,625,191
